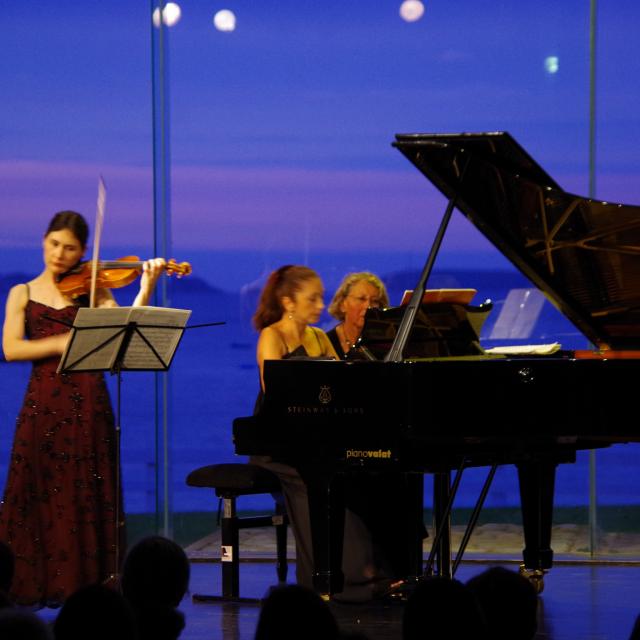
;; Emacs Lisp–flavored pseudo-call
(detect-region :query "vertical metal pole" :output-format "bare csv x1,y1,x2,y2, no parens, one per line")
115,367,122,577
588,0,598,557
588,0,598,200
150,0,173,538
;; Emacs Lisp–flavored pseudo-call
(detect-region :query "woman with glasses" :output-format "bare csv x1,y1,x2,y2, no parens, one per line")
327,272,389,359
327,271,426,595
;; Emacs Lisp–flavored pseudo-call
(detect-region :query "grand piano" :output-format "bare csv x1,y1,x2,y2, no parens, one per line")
233,132,640,596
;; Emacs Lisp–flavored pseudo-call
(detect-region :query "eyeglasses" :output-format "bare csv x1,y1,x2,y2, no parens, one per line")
347,295,382,308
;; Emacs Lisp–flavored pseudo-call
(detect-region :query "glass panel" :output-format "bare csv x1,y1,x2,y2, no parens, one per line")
591,1,640,558
165,0,604,565
0,3,160,553
150,0,174,540
4,0,639,584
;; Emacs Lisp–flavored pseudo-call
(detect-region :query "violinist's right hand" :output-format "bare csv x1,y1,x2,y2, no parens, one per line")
133,257,166,307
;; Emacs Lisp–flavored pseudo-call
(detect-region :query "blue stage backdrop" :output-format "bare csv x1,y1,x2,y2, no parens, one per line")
1,1,640,527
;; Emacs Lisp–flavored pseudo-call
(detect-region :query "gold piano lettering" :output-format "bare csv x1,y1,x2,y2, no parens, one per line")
287,405,332,415
286,405,365,416
345,449,392,460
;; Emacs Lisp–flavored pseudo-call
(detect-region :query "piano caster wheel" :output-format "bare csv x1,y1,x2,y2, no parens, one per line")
519,564,546,594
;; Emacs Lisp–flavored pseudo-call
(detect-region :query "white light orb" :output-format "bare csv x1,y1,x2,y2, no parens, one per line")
152,2,182,28
213,9,237,32
399,0,425,22
163,3,182,26
544,56,559,74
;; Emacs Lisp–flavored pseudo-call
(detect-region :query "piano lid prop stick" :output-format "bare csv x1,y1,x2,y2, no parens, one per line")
385,150,472,363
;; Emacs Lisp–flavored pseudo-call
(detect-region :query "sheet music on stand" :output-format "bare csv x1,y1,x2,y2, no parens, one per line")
54,304,192,582
57,306,191,373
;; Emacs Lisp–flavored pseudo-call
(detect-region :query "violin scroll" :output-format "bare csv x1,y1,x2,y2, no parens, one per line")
165,259,192,278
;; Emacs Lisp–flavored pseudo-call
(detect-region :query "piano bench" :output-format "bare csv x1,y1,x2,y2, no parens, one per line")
185,462,289,603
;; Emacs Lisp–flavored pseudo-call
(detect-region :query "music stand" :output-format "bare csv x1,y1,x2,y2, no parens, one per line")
57,305,192,580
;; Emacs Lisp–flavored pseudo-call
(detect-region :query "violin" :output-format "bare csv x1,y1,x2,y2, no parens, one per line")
55,256,192,299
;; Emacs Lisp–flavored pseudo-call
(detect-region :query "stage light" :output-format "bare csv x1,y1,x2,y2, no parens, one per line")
213,9,237,32
544,56,559,74
152,2,182,28
399,0,425,22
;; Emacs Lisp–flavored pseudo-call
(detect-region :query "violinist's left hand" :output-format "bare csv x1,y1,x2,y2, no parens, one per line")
134,258,166,306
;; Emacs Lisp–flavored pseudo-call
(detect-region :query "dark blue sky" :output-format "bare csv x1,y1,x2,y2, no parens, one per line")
2,1,640,516
2,1,639,287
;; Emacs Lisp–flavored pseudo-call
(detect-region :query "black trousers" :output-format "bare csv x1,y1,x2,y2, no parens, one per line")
250,456,424,598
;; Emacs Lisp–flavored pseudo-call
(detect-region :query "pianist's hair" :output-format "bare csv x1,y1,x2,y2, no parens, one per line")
253,265,320,330
328,271,389,320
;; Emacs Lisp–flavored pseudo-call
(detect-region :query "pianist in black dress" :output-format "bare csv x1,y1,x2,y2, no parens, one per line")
252,265,393,601
252,265,336,591
326,272,389,358
254,265,337,389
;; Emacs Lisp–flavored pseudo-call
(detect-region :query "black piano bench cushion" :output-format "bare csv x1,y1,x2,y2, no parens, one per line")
185,463,282,496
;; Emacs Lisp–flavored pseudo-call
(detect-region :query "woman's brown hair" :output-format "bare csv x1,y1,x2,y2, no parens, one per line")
253,265,320,330
45,210,90,248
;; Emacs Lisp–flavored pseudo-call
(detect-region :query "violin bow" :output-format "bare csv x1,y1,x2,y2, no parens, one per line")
89,176,107,308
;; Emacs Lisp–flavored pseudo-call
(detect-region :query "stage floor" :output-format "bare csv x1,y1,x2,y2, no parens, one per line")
178,560,640,640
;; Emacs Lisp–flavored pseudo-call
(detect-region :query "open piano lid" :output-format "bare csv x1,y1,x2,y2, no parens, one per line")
393,131,640,351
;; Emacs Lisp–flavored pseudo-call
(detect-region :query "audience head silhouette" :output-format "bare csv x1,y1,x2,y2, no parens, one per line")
254,584,339,640
121,535,190,608
402,575,486,640
0,608,53,640
121,536,190,640
53,583,136,640
466,566,538,640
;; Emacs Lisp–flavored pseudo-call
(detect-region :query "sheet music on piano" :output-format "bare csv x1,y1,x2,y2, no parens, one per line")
357,300,492,360
400,288,477,306
484,342,561,355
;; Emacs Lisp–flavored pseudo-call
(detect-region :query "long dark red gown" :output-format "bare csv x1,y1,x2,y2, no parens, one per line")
0,300,122,606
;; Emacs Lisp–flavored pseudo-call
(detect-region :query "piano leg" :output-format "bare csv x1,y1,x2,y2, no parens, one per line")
407,473,426,578
432,471,452,578
303,471,346,597
517,460,557,572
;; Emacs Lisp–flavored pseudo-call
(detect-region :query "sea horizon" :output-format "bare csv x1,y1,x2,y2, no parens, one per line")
1,258,638,514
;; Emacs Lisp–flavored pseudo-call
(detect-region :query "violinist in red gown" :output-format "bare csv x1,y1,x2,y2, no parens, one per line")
0,211,166,606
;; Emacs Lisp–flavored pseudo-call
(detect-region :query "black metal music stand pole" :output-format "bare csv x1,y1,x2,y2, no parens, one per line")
58,309,192,581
